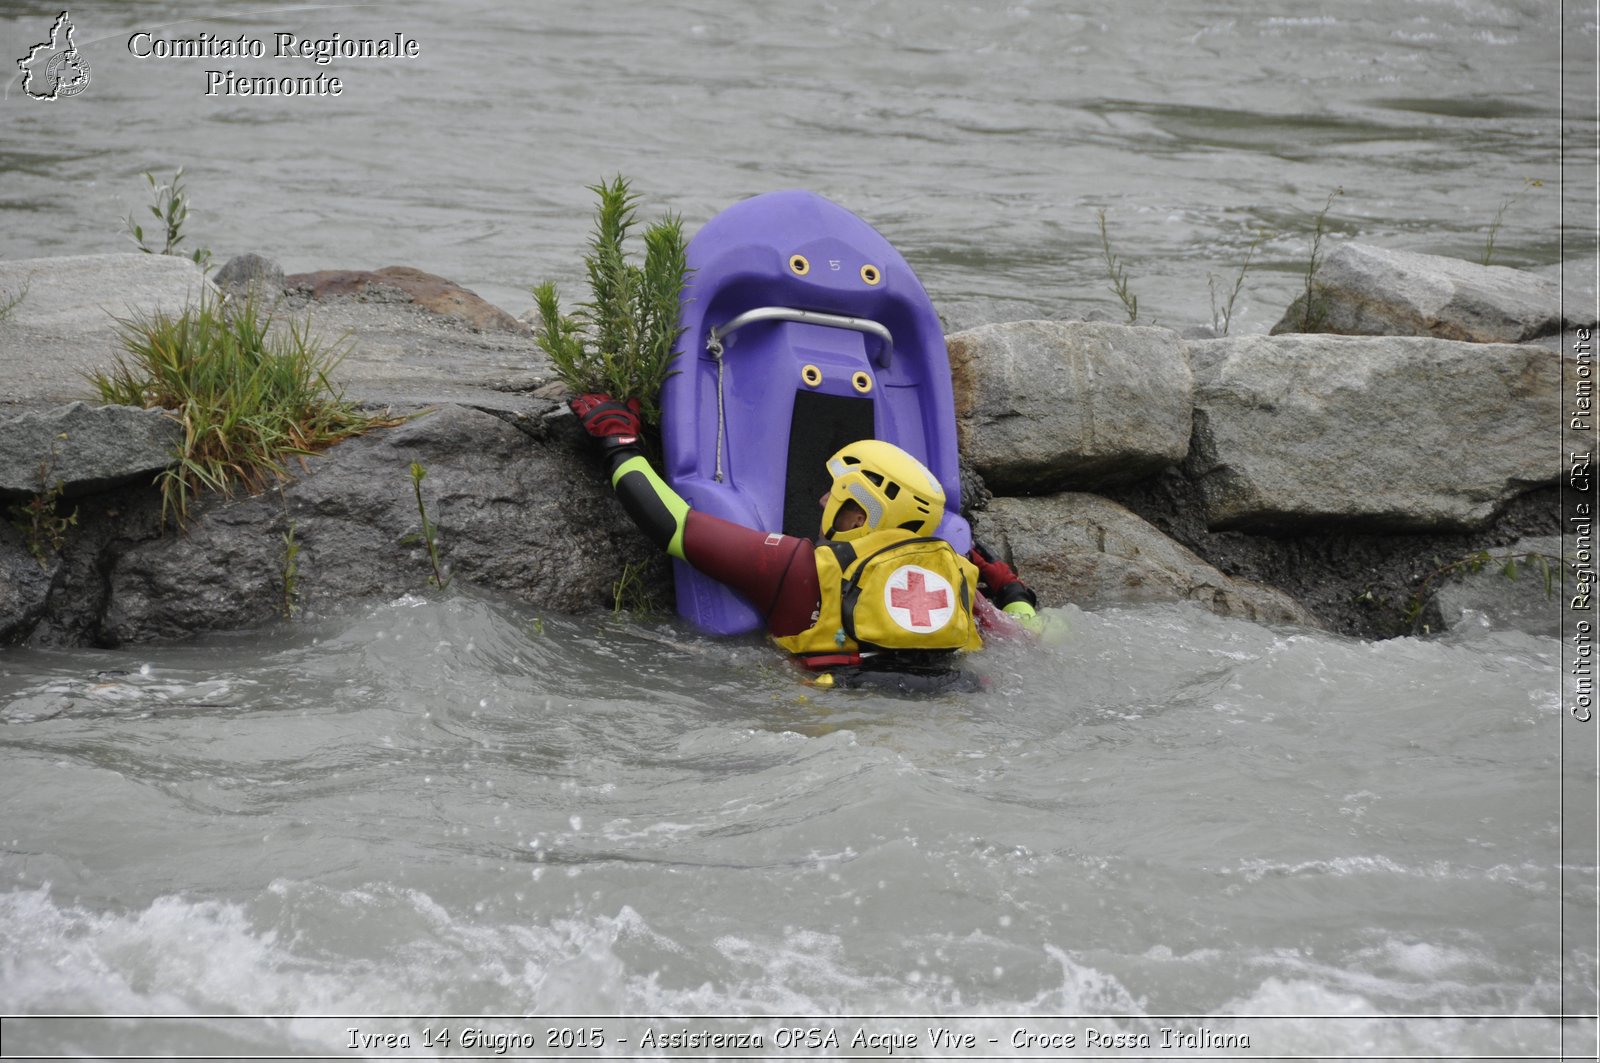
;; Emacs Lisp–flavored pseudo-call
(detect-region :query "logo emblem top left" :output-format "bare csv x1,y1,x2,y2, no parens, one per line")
18,11,91,101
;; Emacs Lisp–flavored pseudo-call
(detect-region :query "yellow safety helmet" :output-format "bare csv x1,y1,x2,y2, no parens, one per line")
821,439,946,543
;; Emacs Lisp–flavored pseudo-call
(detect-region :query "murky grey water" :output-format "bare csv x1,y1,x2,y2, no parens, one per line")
0,593,1586,1056
2,0,1586,328
1,0,1594,1056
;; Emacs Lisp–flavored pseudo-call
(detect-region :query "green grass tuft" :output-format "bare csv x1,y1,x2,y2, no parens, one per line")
610,557,658,615
88,295,398,526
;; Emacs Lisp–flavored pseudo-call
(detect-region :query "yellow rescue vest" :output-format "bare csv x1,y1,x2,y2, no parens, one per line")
774,529,984,658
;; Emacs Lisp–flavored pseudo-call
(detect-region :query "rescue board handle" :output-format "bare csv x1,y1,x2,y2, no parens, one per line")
707,307,893,368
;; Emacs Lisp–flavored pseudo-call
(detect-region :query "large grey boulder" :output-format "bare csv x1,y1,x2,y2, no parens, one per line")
0,526,57,643
1532,261,1598,332
281,296,551,418
1187,334,1562,532
285,265,526,333
1271,243,1576,342
0,402,180,496
947,321,1192,493
0,253,552,421
98,404,664,644
0,254,215,412
972,493,1317,627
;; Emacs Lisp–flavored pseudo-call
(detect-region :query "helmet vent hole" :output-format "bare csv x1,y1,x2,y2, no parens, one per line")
883,481,900,499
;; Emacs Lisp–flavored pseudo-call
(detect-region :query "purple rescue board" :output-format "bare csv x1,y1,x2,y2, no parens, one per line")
659,190,972,635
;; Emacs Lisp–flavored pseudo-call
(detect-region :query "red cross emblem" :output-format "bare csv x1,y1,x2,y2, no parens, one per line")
885,566,954,631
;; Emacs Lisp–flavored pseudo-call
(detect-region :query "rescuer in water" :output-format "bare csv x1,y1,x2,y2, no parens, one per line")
571,393,1039,692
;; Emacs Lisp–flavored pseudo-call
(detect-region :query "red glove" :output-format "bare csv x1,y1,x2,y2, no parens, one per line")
569,393,642,444
968,541,1021,593
969,540,1038,611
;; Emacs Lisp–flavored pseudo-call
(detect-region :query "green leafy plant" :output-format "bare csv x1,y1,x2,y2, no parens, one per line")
126,167,212,271
1294,187,1344,332
405,460,451,590
532,176,689,424
1208,231,1266,337
1402,548,1563,632
7,460,78,569
88,294,398,526
1481,177,1543,266
1096,209,1140,324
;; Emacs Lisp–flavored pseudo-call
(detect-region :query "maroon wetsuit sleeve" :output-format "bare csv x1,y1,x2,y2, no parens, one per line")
680,511,821,638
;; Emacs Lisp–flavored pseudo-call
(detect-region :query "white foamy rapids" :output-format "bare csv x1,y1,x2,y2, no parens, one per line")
0,879,1575,1058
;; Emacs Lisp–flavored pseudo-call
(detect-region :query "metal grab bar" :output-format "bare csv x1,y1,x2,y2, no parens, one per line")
706,307,893,368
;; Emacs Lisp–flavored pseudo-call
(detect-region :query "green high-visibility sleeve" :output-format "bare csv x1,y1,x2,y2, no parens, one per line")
610,454,689,560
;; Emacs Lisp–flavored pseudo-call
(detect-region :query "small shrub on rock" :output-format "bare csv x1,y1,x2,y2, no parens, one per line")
532,175,688,425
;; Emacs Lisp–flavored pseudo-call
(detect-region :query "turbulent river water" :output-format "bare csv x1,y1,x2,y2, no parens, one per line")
2,0,1596,1058
0,594,1589,1057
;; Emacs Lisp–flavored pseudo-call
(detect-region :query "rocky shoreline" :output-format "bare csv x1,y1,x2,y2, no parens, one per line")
0,246,1585,647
